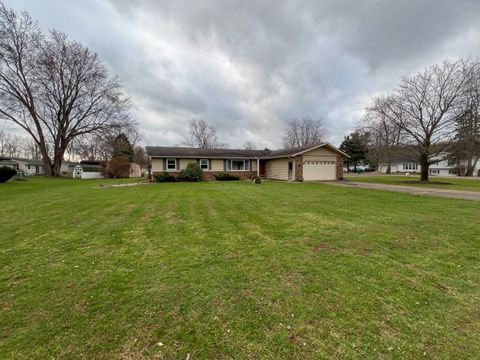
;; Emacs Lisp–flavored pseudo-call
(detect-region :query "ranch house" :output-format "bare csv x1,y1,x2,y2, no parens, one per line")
146,143,349,181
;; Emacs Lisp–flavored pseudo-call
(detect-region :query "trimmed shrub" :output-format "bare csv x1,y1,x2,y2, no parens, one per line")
214,172,240,181
0,166,17,183
252,175,262,184
154,172,176,182
178,162,203,182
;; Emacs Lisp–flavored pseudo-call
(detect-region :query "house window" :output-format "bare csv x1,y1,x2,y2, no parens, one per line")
226,159,250,171
166,158,177,170
199,159,209,170
429,169,440,174
403,163,418,170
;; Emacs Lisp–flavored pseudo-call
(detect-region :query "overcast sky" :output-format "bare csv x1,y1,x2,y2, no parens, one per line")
5,0,480,148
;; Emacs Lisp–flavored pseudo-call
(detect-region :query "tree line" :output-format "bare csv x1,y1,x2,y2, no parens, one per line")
340,59,480,181
182,117,328,151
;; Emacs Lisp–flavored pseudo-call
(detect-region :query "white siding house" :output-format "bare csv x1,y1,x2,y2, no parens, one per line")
378,157,480,177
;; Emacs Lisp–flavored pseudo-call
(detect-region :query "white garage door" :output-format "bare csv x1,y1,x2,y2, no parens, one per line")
303,158,336,181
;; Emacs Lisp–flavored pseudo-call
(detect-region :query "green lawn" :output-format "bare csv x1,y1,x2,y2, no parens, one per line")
346,174,480,192
1,178,479,359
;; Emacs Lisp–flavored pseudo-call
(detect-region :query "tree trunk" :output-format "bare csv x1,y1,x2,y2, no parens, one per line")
419,153,429,182
465,157,474,177
51,145,67,177
39,147,54,176
386,163,391,174
354,163,357,172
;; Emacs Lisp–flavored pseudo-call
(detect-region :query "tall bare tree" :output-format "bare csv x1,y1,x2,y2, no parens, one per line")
450,59,480,176
182,118,223,148
23,136,41,159
67,121,141,162
363,107,403,173
369,60,468,181
0,129,25,157
0,3,130,176
282,117,327,148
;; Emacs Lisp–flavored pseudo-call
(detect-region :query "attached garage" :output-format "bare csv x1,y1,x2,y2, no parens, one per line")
263,143,349,182
303,158,337,181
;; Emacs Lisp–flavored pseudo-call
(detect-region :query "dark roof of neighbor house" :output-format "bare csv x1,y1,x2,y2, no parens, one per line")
0,157,44,165
146,143,349,159
1,157,79,166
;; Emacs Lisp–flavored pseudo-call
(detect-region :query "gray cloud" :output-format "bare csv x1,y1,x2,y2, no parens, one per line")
5,0,480,148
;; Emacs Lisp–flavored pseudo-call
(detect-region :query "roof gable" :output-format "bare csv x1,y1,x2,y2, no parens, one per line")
262,143,350,159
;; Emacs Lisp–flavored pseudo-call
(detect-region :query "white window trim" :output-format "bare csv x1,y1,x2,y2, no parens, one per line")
166,158,177,170
199,159,209,170
226,159,250,171
403,163,418,171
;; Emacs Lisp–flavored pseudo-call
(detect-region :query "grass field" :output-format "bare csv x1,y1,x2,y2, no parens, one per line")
346,174,480,192
1,178,479,359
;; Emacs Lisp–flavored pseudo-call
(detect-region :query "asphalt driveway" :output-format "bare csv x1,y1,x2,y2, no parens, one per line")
328,181,480,202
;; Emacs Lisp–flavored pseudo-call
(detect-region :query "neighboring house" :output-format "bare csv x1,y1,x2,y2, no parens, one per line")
0,157,45,175
378,157,480,176
0,157,78,176
146,143,349,181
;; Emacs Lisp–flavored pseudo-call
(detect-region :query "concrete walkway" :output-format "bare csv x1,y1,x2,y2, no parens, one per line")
328,181,480,202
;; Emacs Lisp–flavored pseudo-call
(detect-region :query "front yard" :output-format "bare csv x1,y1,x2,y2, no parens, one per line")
1,178,479,359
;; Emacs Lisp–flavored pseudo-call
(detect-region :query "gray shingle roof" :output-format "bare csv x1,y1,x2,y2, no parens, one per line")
145,146,269,158
146,143,349,159
0,157,44,165
264,145,320,158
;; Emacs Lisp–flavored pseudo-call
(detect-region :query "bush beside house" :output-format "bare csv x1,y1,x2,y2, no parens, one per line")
154,172,177,182
0,166,17,183
214,173,240,181
178,163,203,182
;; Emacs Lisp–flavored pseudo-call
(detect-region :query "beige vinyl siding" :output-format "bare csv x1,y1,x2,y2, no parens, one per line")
265,158,289,180
211,159,224,171
303,147,338,157
151,158,164,172
250,159,257,171
180,158,196,170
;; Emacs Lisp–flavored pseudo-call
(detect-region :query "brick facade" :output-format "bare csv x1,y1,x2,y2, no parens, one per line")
294,156,303,181
336,155,344,180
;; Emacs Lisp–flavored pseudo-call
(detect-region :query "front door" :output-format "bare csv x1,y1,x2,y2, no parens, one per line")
259,160,266,177
288,161,293,181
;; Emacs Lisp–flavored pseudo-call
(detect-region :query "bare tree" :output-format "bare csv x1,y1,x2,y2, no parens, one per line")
68,120,141,162
282,117,327,148
0,129,6,155
182,119,223,148
0,129,26,157
363,107,403,173
242,141,257,150
450,59,480,176
23,136,41,159
369,60,468,181
0,4,130,176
